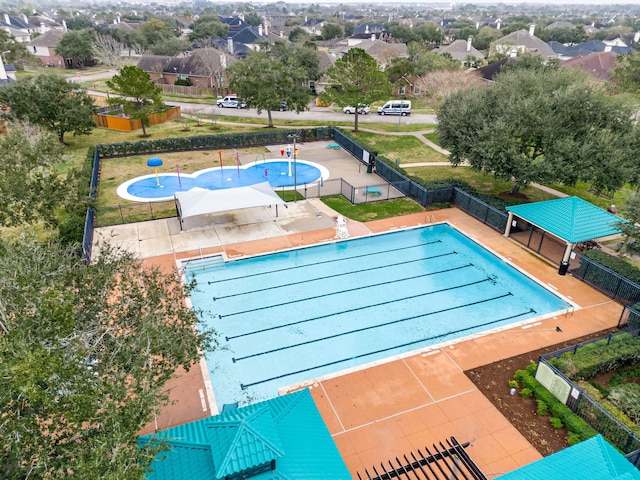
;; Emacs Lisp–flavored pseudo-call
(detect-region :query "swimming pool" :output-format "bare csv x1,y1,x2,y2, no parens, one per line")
116,160,328,202
184,224,572,411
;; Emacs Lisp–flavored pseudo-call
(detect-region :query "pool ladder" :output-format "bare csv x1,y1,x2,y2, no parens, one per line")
426,214,436,224
185,254,225,272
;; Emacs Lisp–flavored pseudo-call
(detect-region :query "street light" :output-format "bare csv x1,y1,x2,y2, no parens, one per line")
287,133,300,202
1,51,10,64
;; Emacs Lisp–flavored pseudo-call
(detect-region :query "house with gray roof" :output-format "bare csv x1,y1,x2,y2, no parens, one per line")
338,38,407,69
491,25,556,60
435,38,484,66
27,29,66,67
548,39,635,60
0,13,33,42
560,51,620,82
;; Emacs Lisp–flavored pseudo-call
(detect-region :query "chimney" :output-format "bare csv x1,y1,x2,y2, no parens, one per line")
529,24,535,36
604,44,612,52
496,19,501,30
264,21,268,36
635,31,640,43
0,59,7,80
365,25,369,34
475,21,479,29
40,23,45,34
258,24,263,36
371,33,375,41
227,38,233,54
279,30,283,38
467,37,472,51
22,14,27,24
62,19,67,31
4,14,10,25
113,18,117,25
220,54,226,69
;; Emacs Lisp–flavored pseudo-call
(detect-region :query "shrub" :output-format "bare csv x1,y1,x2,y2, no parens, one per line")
609,383,640,424
549,417,564,429
537,398,549,416
583,250,640,284
520,387,533,398
509,380,519,389
514,365,598,444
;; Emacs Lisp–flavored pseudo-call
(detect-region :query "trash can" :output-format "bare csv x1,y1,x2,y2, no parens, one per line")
558,261,569,276
366,163,373,173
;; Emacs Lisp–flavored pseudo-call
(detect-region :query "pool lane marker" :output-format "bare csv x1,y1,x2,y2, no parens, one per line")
206,240,443,285
213,250,457,301
229,277,503,355
221,261,474,326
239,304,532,389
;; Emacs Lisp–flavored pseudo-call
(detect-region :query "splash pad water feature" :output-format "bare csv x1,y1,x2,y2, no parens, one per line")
116,158,329,203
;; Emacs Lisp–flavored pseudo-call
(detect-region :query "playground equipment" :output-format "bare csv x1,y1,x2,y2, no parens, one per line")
147,157,163,187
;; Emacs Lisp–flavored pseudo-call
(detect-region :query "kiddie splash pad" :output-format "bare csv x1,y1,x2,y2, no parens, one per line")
117,160,329,202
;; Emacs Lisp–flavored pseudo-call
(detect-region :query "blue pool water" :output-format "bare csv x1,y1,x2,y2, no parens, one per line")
185,224,571,410
119,160,323,201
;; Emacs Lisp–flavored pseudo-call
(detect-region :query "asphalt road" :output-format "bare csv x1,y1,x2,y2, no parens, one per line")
167,100,438,125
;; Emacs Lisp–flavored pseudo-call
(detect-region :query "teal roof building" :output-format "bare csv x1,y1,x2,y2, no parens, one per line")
498,435,640,480
138,389,351,480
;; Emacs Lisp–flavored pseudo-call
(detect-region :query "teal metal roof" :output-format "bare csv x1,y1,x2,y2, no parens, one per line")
506,196,622,244
138,389,351,480
497,435,640,480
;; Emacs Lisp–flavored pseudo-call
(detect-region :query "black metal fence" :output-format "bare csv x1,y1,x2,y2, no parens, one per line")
538,330,640,464
452,188,508,233
619,305,640,329
570,253,640,306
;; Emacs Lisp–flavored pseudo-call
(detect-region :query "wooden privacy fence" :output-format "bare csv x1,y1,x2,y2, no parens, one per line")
159,84,217,96
93,106,182,132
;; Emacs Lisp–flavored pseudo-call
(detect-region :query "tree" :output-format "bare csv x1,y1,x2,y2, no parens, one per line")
106,66,165,137
437,67,638,195
616,192,640,256
288,27,308,43
93,32,126,68
227,48,311,128
414,23,444,45
0,237,215,479
322,48,391,132
385,57,417,83
322,23,343,40
188,16,228,42
0,74,96,144
150,36,190,56
611,51,640,96
140,18,175,48
0,121,67,227
244,12,262,27
0,29,37,69
55,29,94,68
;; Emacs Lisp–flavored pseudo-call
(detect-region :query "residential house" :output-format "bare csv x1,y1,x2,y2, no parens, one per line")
604,31,640,49
137,389,350,480
545,21,576,30
301,17,326,36
0,13,33,42
27,29,66,67
560,51,620,82
392,73,420,97
138,48,235,90
435,37,484,66
351,23,388,42
27,13,65,35
473,57,510,82
548,39,635,60
491,25,556,60
226,25,271,57
338,38,407,69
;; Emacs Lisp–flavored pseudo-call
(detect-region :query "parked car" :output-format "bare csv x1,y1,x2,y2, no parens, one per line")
217,95,247,108
377,100,411,116
279,101,288,111
343,104,370,115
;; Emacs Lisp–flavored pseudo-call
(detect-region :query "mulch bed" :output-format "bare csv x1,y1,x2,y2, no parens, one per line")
465,327,619,455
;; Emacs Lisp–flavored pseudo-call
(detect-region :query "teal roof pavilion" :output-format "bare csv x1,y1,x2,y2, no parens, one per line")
138,389,351,480
506,196,622,244
497,435,640,480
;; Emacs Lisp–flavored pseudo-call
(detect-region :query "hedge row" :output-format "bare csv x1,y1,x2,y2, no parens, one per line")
515,363,598,445
583,250,640,285
96,128,332,158
58,147,96,246
550,333,640,380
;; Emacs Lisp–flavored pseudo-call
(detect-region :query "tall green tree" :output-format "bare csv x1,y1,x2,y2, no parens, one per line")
616,192,640,256
106,66,165,137
611,51,640,96
55,29,94,68
322,48,391,132
0,237,215,480
0,29,36,69
227,49,311,127
322,23,343,40
0,74,95,144
188,15,228,42
437,67,638,194
0,121,67,227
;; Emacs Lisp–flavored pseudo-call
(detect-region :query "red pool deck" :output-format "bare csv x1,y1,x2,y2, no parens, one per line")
138,208,621,478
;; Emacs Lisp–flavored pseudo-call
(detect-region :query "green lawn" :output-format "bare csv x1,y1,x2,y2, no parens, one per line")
321,196,424,222
350,131,448,163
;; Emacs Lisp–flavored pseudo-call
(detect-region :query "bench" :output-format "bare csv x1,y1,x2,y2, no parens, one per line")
362,187,382,197
327,142,341,150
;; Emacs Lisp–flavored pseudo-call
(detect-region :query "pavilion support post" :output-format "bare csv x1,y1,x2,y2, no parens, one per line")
504,212,514,237
558,243,574,275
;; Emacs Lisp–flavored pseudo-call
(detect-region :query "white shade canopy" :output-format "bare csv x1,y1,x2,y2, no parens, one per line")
174,182,286,221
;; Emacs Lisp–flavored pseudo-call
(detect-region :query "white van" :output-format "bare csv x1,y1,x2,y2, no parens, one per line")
377,100,411,116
